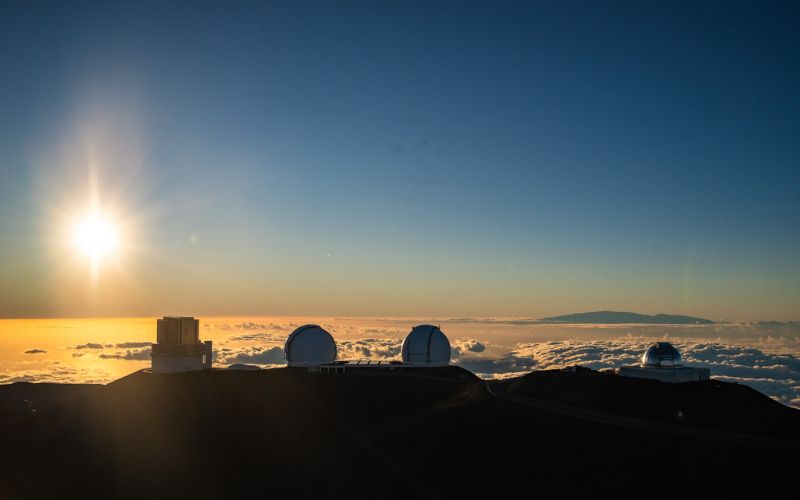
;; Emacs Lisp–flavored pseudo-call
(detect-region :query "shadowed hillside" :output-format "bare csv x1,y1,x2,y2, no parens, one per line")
0,367,797,498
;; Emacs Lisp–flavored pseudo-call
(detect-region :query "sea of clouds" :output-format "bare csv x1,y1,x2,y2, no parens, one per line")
458,339,800,408
4,321,800,409
201,325,800,408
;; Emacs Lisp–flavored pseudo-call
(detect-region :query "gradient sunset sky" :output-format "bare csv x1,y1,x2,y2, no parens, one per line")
0,1,798,319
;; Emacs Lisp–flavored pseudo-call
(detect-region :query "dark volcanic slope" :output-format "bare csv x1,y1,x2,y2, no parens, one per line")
494,370,800,440
0,382,97,427
541,310,714,324
0,367,797,499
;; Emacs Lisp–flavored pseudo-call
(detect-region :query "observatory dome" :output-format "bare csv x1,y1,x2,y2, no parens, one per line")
284,325,337,366
401,325,451,366
641,342,683,368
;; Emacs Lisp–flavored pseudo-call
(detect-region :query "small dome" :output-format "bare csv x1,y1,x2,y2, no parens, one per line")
284,325,337,366
401,325,451,366
641,342,683,368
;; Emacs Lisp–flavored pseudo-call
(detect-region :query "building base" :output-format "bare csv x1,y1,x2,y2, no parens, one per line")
152,353,206,373
151,340,213,373
618,366,710,383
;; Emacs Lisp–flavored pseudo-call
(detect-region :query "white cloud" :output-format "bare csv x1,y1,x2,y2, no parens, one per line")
71,343,109,350
224,332,284,343
65,342,153,361
114,342,151,348
208,322,297,333
336,338,402,360
98,348,151,361
215,346,285,366
451,339,486,358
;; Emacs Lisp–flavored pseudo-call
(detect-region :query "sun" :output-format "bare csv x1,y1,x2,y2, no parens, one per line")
72,213,119,261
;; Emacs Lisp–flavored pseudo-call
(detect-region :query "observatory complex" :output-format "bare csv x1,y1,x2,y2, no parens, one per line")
230,324,714,385
151,316,213,373
282,324,451,373
618,342,709,383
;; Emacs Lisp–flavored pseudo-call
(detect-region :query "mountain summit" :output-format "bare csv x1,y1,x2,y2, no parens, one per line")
0,367,796,497
540,310,714,324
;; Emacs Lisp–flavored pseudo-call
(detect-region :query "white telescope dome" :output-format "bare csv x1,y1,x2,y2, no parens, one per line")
284,325,337,366
641,342,683,368
401,325,451,366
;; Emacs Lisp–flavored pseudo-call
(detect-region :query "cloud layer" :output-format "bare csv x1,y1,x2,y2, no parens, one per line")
215,346,285,365
208,332,800,407
69,342,152,361
0,365,112,385
6,325,800,409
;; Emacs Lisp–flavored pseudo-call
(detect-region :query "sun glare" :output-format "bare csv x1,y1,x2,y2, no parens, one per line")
73,213,119,261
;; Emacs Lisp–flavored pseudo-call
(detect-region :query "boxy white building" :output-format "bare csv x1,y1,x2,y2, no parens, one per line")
151,316,213,373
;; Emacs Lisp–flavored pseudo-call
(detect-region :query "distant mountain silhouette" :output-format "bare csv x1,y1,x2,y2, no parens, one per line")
540,310,714,324
757,320,800,327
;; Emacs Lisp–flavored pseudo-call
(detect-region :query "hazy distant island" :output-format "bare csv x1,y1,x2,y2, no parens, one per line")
540,310,715,324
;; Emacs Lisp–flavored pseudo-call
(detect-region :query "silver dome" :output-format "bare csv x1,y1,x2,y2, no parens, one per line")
641,342,683,368
401,325,451,365
284,325,337,366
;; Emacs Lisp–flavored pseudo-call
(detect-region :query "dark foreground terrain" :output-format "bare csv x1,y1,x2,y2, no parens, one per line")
1,366,798,498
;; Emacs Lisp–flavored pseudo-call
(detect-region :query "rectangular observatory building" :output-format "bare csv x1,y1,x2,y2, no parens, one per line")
618,366,710,383
152,316,213,373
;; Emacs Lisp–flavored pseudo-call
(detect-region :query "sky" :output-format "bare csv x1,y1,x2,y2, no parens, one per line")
0,0,798,319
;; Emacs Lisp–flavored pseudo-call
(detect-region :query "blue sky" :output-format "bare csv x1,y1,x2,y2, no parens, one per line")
0,1,798,319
